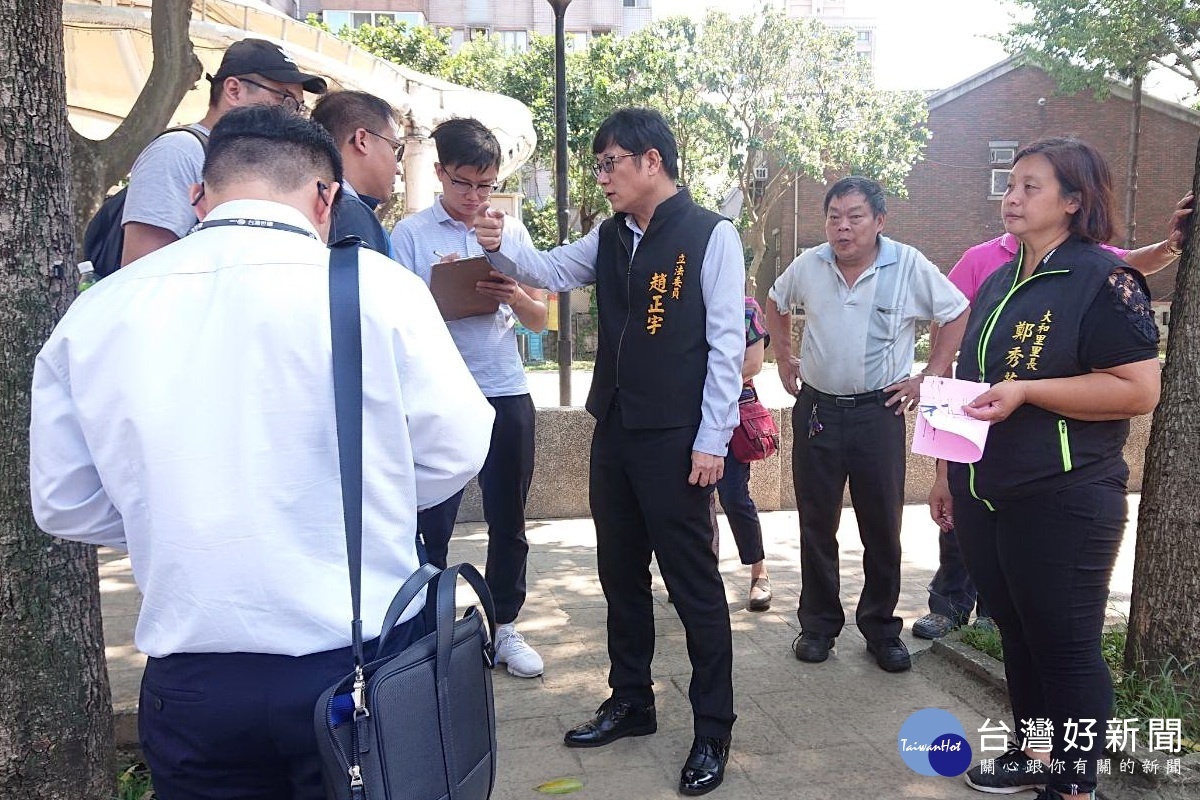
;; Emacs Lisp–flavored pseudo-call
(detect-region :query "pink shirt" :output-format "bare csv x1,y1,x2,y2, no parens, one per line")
947,232,1128,303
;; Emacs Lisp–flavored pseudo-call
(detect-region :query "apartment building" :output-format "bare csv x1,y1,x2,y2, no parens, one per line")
299,0,653,50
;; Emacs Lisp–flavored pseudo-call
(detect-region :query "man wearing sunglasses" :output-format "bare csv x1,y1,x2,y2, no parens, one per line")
311,90,403,256
121,38,327,267
475,107,744,796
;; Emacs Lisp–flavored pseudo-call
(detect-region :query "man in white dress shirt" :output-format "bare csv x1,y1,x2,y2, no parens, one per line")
29,105,494,800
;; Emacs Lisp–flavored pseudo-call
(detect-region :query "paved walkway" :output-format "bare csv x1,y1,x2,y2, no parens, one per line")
99,501,1139,799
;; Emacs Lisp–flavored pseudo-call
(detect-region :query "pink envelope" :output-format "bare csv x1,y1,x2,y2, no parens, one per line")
912,377,992,464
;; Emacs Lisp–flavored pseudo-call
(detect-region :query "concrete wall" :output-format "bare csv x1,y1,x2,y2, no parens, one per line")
455,404,1153,521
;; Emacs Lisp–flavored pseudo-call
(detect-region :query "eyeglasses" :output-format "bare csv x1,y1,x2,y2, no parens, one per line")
443,169,498,196
238,77,304,114
316,181,332,207
364,129,405,160
591,151,645,176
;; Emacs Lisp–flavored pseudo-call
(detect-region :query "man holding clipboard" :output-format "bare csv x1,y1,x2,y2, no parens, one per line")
390,117,548,679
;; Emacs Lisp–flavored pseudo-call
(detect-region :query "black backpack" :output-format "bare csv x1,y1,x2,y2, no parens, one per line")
83,126,209,278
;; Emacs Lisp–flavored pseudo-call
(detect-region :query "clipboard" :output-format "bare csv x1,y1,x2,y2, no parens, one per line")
428,256,503,321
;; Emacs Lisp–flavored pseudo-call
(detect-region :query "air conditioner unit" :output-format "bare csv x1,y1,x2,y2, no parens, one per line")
754,166,768,181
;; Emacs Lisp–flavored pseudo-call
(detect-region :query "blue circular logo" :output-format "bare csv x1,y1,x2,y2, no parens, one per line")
898,708,973,776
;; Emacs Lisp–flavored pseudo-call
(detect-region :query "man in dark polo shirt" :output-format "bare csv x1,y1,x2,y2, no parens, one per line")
475,107,745,796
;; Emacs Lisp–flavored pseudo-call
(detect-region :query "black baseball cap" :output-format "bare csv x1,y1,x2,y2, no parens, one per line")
209,38,327,94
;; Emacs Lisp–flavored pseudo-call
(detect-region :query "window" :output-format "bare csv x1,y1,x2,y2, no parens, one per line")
990,169,1011,197
856,29,871,43
565,31,588,52
470,27,490,41
324,10,407,29
497,30,529,52
623,0,637,6
754,165,769,181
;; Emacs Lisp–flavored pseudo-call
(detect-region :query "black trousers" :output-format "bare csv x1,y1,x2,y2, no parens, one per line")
715,453,765,565
955,478,1126,795
589,411,736,739
792,388,904,641
418,393,535,625
140,616,426,800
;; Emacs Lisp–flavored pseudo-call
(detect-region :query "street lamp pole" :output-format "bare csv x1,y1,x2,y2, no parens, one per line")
548,0,572,406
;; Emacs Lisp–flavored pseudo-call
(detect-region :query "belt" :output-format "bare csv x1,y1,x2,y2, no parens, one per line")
801,385,889,408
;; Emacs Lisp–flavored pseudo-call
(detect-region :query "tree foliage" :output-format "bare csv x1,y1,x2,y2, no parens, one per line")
321,10,927,274
305,15,453,75
1000,0,1200,93
696,8,929,278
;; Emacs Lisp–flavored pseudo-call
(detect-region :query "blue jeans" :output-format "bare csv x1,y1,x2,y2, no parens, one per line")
927,526,989,623
714,454,765,565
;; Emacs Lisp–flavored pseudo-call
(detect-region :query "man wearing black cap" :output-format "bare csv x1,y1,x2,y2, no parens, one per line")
120,38,327,267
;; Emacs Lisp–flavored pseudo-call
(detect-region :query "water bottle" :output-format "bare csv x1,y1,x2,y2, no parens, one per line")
77,260,98,292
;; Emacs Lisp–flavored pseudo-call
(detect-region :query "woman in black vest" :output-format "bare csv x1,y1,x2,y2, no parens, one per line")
948,138,1161,800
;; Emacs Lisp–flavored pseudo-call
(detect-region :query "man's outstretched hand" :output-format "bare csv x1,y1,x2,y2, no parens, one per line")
474,203,505,252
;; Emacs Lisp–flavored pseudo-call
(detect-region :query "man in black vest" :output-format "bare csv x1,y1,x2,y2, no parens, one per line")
311,90,403,255
476,108,745,796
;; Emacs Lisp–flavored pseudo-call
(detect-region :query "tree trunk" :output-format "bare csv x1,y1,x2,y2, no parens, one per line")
1124,74,1143,248
0,0,116,796
1126,135,1200,678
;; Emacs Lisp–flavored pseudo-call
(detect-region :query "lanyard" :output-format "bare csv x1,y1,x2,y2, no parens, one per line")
188,217,318,240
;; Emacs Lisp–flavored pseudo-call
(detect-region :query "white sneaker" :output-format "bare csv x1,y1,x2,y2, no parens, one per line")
495,623,544,678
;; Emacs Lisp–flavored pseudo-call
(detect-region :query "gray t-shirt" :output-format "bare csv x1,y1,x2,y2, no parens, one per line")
121,124,210,238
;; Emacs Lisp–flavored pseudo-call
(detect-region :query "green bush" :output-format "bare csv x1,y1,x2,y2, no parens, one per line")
959,623,1200,750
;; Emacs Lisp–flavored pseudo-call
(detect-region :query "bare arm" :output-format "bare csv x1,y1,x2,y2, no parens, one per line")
764,297,798,397
964,359,1161,423
474,272,549,332
1123,192,1193,276
121,222,179,267
743,339,765,381
885,309,969,413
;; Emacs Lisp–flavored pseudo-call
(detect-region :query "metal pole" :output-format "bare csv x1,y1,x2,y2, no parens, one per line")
551,0,572,406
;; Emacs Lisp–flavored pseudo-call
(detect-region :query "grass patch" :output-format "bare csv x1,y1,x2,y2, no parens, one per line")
525,360,594,371
118,762,154,800
959,624,1200,750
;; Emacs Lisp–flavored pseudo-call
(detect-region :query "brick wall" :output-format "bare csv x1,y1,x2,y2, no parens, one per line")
764,64,1199,283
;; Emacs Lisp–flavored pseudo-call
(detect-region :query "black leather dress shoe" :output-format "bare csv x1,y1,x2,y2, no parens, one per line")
792,632,835,663
866,636,912,672
563,698,657,748
679,735,731,795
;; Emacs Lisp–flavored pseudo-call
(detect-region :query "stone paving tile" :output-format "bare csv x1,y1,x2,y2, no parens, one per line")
102,503,1140,798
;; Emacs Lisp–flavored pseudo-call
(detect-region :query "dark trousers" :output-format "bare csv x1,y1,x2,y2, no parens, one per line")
715,454,765,565
418,393,535,625
792,389,904,641
955,479,1126,795
140,616,426,800
590,411,736,739
927,526,989,623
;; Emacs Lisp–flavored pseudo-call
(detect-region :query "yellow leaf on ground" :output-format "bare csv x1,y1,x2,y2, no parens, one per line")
536,777,584,794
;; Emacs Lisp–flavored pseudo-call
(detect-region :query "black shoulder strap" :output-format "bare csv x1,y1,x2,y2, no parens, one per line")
157,125,209,150
329,239,365,668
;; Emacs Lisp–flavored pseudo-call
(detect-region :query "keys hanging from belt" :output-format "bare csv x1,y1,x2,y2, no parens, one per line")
807,404,823,439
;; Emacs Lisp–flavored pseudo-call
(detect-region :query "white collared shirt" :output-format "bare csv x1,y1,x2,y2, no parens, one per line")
30,199,494,658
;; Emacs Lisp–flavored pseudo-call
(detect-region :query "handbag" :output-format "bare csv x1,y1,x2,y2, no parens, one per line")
314,239,499,800
729,386,779,463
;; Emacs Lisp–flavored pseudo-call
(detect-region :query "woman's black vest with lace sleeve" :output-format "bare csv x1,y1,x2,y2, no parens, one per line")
949,236,1146,502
